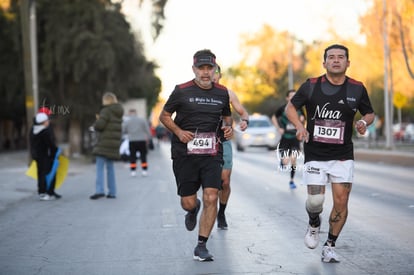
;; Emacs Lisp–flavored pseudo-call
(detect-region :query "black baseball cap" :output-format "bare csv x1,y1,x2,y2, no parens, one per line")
193,49,216,67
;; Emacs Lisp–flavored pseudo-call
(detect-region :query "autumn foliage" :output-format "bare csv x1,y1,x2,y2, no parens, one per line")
220,0,414,121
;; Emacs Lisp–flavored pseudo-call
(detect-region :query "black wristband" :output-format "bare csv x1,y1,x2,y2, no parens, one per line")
241,119,249,125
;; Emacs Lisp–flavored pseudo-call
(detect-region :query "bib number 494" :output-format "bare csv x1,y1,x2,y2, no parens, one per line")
192,138,211,148
187,132,218,155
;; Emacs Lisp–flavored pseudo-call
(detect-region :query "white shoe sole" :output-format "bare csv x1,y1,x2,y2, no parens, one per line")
304,227,320,249
193,255,214,262
322,257,340,263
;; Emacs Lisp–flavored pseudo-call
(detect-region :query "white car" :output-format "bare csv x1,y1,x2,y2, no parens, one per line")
403,123,414,142
234,114,279,152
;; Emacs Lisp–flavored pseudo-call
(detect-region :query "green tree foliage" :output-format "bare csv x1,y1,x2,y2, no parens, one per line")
0,0,161,152
36,0,160,118
0,3,25,123
0,1,27,150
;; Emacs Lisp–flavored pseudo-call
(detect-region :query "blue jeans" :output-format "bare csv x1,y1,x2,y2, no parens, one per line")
95,156,116,196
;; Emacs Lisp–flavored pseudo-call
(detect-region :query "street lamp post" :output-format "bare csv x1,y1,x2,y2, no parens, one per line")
288,35,294,90
20,0,39,163
383,0,393,149
29,0,39,113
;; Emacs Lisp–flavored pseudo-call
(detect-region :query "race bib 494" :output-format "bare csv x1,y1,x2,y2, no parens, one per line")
187,132,218,155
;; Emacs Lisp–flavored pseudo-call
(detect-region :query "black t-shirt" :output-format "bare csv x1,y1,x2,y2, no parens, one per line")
290,75,374,162
163,80,231,158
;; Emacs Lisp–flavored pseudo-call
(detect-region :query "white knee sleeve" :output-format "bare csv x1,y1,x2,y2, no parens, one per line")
306,194,324,214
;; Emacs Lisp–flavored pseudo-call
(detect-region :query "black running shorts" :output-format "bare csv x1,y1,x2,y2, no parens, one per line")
172,156,223,197
279,137,301,155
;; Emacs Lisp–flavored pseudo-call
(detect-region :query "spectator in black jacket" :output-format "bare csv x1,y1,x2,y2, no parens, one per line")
29,112,61,200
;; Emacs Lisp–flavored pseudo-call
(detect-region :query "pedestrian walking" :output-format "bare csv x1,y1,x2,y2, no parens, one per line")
29,112,61,200
122,109,152,177
159,49,233,261
285,44,375,263
90,92,124,200
213,64,249,230
271,89,305,189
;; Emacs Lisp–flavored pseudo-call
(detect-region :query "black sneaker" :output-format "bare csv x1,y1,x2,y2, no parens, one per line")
106,194,116,199
185,198,201,231
217,213,228,230
51,192,62,199
90,193,105,200
193,243,214,262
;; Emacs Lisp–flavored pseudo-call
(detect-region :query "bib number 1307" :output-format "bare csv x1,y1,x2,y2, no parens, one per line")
313,119,345,144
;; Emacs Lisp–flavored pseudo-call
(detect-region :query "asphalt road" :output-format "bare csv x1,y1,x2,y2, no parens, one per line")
0,142,413,275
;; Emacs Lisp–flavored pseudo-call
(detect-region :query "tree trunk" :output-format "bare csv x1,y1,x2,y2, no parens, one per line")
68,120,81,157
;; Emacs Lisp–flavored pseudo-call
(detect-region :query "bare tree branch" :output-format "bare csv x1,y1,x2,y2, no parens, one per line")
397,12,414,79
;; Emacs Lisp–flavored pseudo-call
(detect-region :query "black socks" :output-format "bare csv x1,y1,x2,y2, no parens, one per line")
324,233,338,247
198,236,208,245
309,214,320,227
290,165,296,179
218,203,227,216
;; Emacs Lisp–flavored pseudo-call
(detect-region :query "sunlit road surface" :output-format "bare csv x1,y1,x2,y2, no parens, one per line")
0,142,413,275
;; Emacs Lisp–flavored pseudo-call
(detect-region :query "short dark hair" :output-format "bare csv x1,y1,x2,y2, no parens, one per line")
323,44,349,61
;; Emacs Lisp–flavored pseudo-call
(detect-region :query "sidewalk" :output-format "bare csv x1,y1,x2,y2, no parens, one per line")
0,150,90,213
355,148,414,167
353,139,414,167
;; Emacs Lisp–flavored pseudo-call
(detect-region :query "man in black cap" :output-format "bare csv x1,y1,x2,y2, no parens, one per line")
159,49,233,262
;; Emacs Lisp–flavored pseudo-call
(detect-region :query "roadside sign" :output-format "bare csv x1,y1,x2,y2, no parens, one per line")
393,92,407,109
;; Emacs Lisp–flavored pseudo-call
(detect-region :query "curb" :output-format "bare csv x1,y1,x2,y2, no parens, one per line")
355,149,414,167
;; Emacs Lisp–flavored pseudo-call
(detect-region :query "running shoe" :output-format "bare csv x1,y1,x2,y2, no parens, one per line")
142,170,148,177
39,194,54,201
304,224,320,249
185,198,200,231
217,213,228,230
321,245,340,263
131,171,136,177
193,243,214,262
289,181,297,189
50,192,62,199
90,193,105,200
